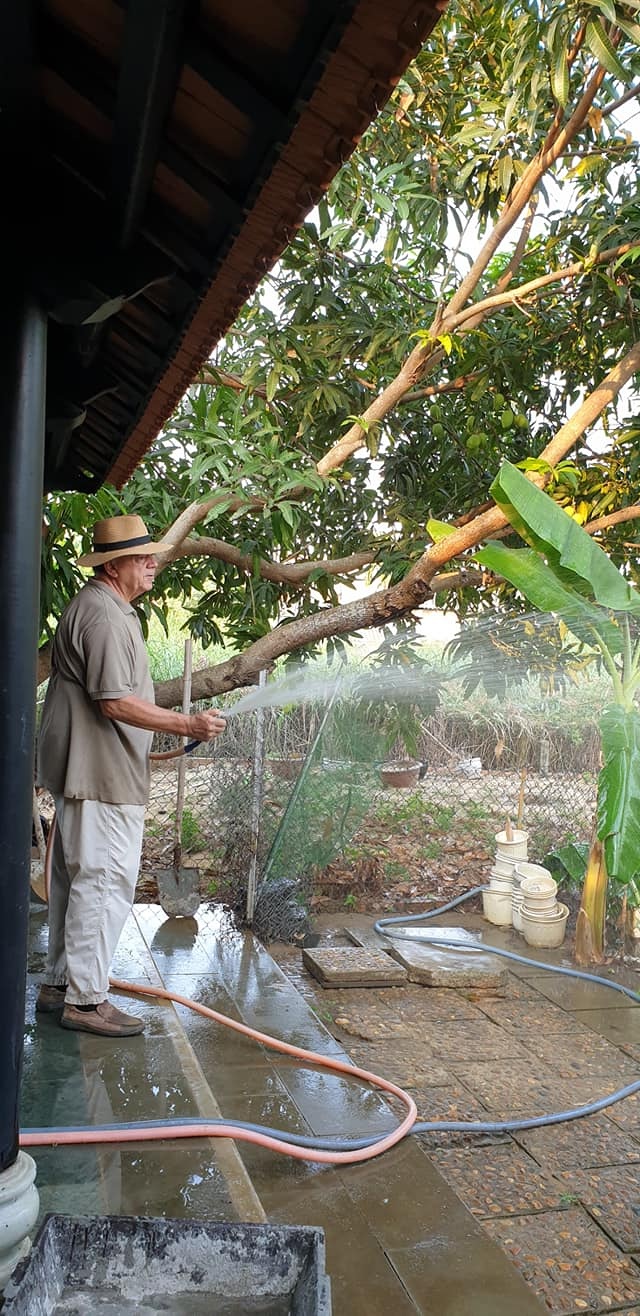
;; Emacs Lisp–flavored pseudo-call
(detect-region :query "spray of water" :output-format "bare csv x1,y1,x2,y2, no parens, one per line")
221,608,585,717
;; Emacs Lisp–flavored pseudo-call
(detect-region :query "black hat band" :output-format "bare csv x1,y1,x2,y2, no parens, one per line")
93,533,152,552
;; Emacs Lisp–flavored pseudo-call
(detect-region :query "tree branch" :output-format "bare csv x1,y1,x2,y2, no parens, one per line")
400,372,480,405
163,535,375,584
601,80,640,118
447,240,640,336
154,343,640,706
585,504,640,535
315,61,609,477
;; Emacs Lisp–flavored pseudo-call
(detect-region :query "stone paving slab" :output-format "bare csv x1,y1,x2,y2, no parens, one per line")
345,924,482,952
308,985,408,1013
389,941,508,988
574,1008,640,1063
605,1090,640,1135
519,1031,640,1083
484,1206,640,1313
514,1113,640,1172
302,945,408,987
379,986,492,1024
330,1007,415,1041
525,972,638,1011
408,1081,499,1150
345,1038,453,1086
427,1018,531,1062
555,1165,640,1253
450,1059,606,1112
432,1143,568,1217
339,1139,548,1316
295,916,640,1313
475,997,595,1035
498,972,553,1001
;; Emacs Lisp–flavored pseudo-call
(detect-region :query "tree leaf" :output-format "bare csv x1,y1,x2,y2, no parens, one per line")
585,18,629,82
427,518,456,542
615,16,640,43
588,0,619,24
597,705,640,882
544,841,590,884
550,46,569,107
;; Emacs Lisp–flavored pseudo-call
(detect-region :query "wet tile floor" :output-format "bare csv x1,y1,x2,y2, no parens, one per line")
274,910,640,1315
20,902,640,1315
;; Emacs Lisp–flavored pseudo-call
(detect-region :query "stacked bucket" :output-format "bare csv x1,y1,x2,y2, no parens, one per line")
482,829,568,948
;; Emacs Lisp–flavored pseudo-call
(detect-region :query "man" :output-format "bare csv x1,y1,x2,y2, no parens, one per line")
37,514,226,1037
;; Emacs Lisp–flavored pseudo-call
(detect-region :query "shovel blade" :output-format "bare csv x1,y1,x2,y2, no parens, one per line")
156,865,201,917
30,857,48,905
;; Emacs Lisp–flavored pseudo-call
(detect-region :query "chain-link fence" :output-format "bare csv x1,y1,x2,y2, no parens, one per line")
138,680,598,940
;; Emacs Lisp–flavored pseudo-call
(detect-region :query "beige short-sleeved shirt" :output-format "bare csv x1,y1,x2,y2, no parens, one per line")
38,578,155,804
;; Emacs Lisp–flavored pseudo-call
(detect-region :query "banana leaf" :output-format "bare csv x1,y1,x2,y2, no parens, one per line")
474,541,624,655
490,461,640,617
544,841,590,885
597,705,640,884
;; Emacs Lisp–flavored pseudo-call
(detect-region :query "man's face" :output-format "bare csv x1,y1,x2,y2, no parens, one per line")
108,553,157,601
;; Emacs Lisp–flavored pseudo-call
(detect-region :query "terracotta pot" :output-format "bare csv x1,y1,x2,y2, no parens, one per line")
379,761,420,788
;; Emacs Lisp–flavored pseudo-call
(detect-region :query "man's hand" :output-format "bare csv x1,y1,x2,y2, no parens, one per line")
99,695,227,742
187,710,227,742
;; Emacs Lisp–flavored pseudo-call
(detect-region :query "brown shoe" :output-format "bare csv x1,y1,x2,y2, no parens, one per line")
36,983,67,1013
60,1001,144,1037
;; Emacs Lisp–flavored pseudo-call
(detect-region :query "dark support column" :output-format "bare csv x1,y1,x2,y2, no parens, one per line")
0,290,47,1172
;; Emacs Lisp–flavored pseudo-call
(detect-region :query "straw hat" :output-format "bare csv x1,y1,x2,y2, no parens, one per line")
77,515,172,567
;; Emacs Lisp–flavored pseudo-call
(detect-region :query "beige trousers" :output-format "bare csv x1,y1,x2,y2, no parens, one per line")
45,796,145,1006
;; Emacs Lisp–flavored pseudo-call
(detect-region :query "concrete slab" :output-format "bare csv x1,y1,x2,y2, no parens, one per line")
389,941,507,988
345,924,482,952
343,925,394,951
342,1141,547,1316
25,908,265,1230
302,946,407,987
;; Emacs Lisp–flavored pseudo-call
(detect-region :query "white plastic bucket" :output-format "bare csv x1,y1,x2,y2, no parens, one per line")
495,829,528,861
514,862,553,884
488,870,513,893
521,903,569,948
482,889,513,926
493,855,518,878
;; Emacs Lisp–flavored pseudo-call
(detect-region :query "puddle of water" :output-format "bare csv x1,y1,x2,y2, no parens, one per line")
53,1289,291,1314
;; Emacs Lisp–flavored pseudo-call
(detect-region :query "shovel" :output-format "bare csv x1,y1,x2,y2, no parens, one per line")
156,640,201,918
30,789,49,904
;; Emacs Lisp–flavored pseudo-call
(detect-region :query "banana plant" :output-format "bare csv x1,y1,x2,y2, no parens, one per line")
474,460,640,962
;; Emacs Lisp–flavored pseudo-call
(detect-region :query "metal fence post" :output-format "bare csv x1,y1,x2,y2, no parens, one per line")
173,639,193,871
246,671,267,924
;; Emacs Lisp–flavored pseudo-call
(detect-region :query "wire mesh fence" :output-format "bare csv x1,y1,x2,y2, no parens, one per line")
139,681,598,940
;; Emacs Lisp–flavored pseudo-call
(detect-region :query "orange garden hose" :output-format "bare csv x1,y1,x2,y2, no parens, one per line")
23,976,417,1162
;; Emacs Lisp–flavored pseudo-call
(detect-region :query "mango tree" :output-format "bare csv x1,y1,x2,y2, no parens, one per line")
475,460,640,962
40,0,640,701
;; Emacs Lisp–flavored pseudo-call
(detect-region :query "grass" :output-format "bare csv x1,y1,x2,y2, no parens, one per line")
179,806,204,851
145,603,227,683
